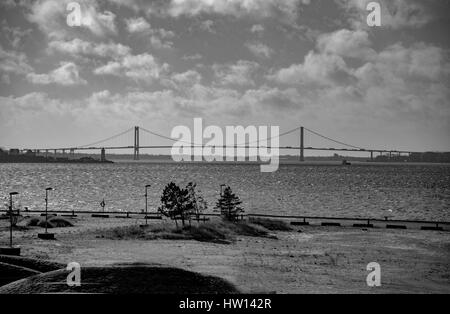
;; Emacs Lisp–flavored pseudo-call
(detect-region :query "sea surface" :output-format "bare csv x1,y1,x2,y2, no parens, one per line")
0,162,449,221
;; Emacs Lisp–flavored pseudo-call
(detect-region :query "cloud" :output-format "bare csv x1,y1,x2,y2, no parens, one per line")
213,60,259,86
0,45,33,75
245,42,274,59
124,16,174,49
250,24,264,34
94,53,169,83
158,0,308,23
1,22,32,49
316,29,376,60
337,0,435,29
48,38,131,60
270,28,450,132
199,20,215,33
26,61,87,85
182,53,202,61
270,51,351,87
27,0,118,39
125,16,151,33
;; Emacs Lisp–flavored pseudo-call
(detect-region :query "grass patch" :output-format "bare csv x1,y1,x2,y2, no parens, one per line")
0,255,64,273
100,220,275,244
22,216,73,228
0,256,64,287
0,263,239,294
248,218,293,231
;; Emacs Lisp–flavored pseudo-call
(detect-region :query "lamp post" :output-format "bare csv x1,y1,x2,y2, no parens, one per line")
44,188,53,234
9,192,18,247
0,192,20,256
145,185,151,225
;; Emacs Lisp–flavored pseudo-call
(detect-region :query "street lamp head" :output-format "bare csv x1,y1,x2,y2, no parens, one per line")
46,187,53,191
9,192,18,196
145,184,151,188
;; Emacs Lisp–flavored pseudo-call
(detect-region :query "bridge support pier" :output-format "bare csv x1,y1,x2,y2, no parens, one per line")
299,126,304,162
134,126,140,160
101,148,106,162
370,151,373,161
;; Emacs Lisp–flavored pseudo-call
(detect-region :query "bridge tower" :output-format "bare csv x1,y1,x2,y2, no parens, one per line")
299,126,304,162
134,126,140,160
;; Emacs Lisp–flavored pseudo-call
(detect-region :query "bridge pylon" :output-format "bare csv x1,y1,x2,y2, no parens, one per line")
134,126,140,160
299,126,304,162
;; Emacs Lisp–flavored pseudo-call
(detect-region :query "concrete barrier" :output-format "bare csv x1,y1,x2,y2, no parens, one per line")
353,223,374,228
386,224,407,229
421,226,444,231
38,233,55,240
321,222,341,227
0,247,20,256
91,214,110,218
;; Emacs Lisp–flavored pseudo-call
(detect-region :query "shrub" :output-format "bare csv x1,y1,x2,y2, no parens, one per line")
158,182,192,228
248,218,293,231
23,216,73,228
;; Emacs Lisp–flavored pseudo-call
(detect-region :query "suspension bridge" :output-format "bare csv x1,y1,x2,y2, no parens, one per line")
17,126,436,161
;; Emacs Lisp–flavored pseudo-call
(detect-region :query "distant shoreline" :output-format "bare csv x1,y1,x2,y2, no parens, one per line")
0,156,113,164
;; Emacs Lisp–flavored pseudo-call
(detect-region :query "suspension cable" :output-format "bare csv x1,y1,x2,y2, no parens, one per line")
304,127,364,150
76,127,134,148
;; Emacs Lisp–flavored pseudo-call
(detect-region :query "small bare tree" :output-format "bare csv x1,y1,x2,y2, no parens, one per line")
215,186,243,222
186,182,208,224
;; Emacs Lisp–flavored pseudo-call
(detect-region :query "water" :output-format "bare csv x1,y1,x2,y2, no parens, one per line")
0,162,449,221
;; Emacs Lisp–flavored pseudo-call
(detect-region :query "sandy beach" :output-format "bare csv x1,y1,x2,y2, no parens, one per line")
1,214,449,294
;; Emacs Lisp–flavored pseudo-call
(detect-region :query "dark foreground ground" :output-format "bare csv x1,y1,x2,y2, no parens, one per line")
0,215,449,293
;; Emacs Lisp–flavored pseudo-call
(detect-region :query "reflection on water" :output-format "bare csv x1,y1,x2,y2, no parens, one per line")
0,162,449,221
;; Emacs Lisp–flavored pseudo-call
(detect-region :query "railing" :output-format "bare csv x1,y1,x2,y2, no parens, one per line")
2,209,449,227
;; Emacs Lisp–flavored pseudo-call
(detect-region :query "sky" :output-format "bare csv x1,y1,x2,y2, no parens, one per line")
0,0,449,154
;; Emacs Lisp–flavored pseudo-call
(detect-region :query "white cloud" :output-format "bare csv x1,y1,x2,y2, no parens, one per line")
27,62,87,86
270,51,351,86
270,28,450,135
94,53,169,83
213,60,259,86
124,16,174,49
245,42,274,59
337,0,434,29
182,53,202,61
48,38,131,60
199,20,215,33
1,22,32,49
250,24,264,33
125,17,151,33
0,45,33,75
316,29,375,60
162,0,307,23
27,0,117,39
